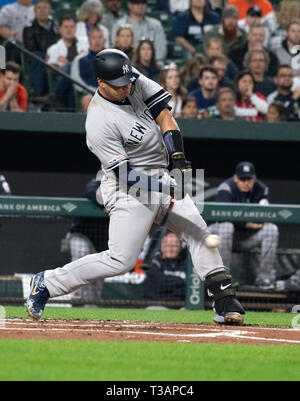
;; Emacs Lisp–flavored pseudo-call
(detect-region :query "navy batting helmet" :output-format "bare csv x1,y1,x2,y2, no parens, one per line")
93,49,139,86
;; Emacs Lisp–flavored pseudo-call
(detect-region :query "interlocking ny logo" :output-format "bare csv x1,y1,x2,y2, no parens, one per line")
291,46,300,70
122,64,130,74
0,46,6,70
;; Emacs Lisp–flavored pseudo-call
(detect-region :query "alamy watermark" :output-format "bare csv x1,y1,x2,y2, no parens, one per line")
0,305,6,329
0,45,5,70
291,46,300,70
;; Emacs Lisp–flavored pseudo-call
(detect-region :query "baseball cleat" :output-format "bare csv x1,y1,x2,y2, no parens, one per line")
214,312,244,326
26,272,50,320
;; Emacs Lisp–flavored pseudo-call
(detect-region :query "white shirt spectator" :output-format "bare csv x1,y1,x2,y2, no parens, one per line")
76,21,110,49
46,38,88,68
0,2,34,41
169,0,189,14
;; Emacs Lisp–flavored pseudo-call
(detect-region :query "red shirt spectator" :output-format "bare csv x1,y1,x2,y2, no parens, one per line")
0,61,28,112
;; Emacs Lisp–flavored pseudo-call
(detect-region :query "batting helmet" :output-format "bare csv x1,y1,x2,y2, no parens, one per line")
94,49,139,86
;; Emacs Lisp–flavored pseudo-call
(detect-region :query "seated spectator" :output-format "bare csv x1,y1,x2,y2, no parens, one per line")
158,65,187,117
214,87,238,121
156,0,189,14
0,61,28,112
172,0,220,56
267,65,300,121
113,24,135,60
227,0,278,35
204,6,247,55
76,0,110,49
270,0,300,50
234,70,268,121
133,39,161,82
238,6,270,46
266,101,287,123
111,0,167,62
209,54,232,88
0,0,35,63
203,37,238,81
243,48,276,96
209,161,279,290
0,174,11,195
71,27,106,113
23,0,59,96
180,96,201,119
272,19,300,76
46,15,88,69
62,178,105,305
188,66,218,117
0,0,34,42
178,53,207,92
143,232,186,301
229,24,279,78
102,0,124,34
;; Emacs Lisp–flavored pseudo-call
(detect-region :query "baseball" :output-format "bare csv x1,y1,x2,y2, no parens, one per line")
205,235,220,248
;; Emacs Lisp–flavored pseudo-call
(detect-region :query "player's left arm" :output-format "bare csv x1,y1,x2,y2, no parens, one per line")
156,108,192,172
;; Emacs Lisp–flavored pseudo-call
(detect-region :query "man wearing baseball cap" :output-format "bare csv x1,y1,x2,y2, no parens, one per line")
204,6,247,54
237,6,270,46
209,161,279,290
111,0,167,61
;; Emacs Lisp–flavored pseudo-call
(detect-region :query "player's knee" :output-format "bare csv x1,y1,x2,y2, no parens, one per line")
109,255,136,275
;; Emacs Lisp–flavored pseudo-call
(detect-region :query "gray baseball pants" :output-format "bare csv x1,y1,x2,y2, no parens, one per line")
45,170,225,298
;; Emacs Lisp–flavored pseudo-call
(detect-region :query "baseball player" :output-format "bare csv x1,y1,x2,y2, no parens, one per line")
27,49,245,325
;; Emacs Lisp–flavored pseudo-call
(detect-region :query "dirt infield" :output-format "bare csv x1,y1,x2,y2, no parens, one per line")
0,319,300,345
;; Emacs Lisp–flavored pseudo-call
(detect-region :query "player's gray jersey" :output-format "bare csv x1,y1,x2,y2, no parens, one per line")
85,70,171,174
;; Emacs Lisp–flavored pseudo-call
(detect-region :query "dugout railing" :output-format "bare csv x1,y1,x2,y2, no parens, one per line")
0,196,300,311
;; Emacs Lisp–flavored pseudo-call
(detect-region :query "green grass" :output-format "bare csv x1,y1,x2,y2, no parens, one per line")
4,306,296,327
1,306,299,381
0,339,300,381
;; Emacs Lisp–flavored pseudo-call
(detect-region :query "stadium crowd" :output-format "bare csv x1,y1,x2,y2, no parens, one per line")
0,0,299,120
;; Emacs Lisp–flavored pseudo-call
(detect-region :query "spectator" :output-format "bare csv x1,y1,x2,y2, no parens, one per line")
178,53,207,92
0,0,34,42
102,0,124,34
234,70,268,121
143,232,187,301
272,19,300,76
71,27,106,113
203,37,238,81
156,0,190,14
267,65,300,121
113,24,135,60
204,6,247,55
172,0,220,56
188,66,218,117
158,65,187,117
23,0,59,96
133,39,161,82
214,87,237,121
229,24,279,77
180,96,201,119
111,0,167,62
0,61,28,112
76,0,110,49
209,54,232,88
0,0,35,63
238,6,270,46
227,0,278,35
62,178,105,305
209,161,279,290
266,101,287,123
244,48,276,97
270,0,300,50
0,174,11,195
46,16,88,69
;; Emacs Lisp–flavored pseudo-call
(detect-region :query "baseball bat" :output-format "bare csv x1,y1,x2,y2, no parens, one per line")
142,197,175,270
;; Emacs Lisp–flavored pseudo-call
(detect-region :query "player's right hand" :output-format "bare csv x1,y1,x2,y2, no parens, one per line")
170,152,192,172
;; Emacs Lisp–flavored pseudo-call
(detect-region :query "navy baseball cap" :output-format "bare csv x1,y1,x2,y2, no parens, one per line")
235,162,256,179
247,6,262,17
